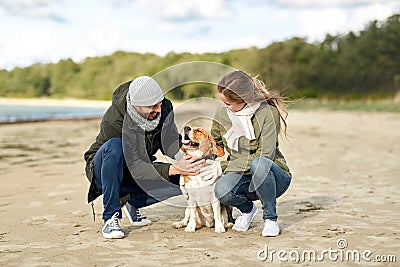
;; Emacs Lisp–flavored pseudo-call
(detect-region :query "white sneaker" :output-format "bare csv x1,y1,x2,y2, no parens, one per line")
232,204,258,232
262,219,280,237
102,212,124,239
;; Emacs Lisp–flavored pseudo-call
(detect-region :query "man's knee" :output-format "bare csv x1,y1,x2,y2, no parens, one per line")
103,138,124,160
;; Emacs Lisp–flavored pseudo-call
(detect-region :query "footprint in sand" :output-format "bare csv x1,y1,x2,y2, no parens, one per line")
29,201,42,207
46,190,75,198
23,214,57,226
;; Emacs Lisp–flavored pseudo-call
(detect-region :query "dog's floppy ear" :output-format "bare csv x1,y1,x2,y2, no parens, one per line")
207,133,225,157
199,139,213,156
213,144,225,157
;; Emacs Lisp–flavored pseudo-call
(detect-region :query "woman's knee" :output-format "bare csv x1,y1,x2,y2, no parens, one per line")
214,179,230,201
214,176,236,203
214,180,227,200
250,156,273,174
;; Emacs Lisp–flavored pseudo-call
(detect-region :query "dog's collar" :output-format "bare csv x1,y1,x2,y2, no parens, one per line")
192,153,217,163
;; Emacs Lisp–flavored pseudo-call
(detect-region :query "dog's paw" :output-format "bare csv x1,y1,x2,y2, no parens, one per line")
185,225,196,233
215,226,226,233
215,224,226,233
172,221,186,229
184,222,196,232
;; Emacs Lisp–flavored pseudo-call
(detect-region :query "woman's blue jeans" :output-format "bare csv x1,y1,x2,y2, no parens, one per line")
93,138,160,221
214,157,291,221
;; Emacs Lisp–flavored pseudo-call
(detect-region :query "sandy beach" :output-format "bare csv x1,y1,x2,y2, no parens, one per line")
0,99,399,266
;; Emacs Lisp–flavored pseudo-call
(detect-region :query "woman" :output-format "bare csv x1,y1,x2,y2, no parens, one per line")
206,70,291,237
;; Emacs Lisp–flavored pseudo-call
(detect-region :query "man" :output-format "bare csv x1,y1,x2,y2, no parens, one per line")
84,76,205,239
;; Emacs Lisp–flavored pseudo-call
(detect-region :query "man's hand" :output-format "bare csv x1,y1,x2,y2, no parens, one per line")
199,161,222,184
169,154,205,176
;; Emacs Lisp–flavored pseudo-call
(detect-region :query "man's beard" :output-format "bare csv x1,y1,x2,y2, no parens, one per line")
144,112,160,120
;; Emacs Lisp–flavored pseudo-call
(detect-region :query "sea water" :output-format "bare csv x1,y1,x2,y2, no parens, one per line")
0,104,107,123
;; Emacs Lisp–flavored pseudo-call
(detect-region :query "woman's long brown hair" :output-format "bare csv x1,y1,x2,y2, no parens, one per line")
217,70,289,137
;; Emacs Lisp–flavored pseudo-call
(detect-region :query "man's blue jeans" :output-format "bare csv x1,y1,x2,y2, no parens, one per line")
93,138,160,221
214,157,291,221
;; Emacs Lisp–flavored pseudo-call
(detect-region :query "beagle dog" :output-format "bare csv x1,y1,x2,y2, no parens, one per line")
172,126,233,233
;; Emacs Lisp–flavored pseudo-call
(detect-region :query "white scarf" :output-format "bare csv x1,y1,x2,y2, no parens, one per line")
223,103,261,151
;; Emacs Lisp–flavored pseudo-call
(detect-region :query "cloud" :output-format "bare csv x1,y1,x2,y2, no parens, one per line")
297,8,348,40
88,26,123,54
0,29,58,67
270,0,400,41
115,0,234,21
0,0,65,22
273,0,397,9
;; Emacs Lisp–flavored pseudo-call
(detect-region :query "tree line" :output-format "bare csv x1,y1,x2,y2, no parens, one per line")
0,14,399,101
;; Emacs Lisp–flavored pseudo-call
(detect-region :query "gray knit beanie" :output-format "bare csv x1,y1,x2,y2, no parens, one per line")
128,76,164,106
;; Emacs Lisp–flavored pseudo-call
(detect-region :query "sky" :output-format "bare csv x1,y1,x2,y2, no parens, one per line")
0,0,399,70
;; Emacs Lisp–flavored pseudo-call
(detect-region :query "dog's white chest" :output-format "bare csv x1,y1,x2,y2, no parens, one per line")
185,182,216,206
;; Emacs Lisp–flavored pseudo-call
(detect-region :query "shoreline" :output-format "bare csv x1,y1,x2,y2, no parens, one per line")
0,97,109,124
0,116,102,125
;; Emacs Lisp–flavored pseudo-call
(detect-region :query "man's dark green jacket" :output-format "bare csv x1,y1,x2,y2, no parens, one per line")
83,81,181,203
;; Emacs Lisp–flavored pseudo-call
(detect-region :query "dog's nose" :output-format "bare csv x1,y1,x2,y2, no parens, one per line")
184,126,191,132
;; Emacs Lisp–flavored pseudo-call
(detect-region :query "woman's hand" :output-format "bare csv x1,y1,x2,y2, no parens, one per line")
169,154,205,176
199,161,222,184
